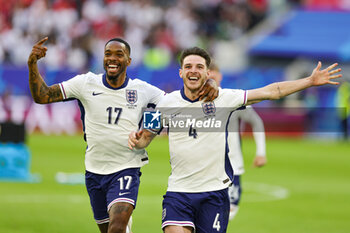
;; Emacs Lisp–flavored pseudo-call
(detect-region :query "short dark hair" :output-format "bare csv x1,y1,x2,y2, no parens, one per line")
105,38,131,55
179,47,211,68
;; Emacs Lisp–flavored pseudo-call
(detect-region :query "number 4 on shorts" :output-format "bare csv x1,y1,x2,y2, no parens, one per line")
213,213,221,231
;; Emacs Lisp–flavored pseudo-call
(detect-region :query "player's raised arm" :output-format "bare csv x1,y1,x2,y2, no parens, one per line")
128,129,157,150
246,62,342,105
27,37,63,104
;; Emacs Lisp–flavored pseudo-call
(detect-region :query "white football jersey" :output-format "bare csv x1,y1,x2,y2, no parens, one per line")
59,72,164,174
227,106,266,175
156,88,247,192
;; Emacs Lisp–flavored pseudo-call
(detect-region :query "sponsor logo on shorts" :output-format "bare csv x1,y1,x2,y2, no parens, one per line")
119,192,131,196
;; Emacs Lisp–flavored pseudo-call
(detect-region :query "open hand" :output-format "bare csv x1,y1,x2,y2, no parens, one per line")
310,62,342,86
28,37,48,64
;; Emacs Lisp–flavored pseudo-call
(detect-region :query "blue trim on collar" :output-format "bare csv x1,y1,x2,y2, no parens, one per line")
180,87,200,103
102,73,129,90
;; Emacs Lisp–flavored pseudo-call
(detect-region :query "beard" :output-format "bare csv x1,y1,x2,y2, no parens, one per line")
106,72,121,81
185,75,206,93
104,63,124,81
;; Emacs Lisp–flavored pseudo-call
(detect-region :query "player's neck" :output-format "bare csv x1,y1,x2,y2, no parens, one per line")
106,73,126,88
183,87,200,101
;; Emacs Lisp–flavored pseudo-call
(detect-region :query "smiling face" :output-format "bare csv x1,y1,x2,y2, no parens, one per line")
103,41,131,81
180,55,210,94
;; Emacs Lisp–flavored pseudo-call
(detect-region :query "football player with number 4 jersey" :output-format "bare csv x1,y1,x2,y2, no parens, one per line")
28,38,218,233
128,47,342,233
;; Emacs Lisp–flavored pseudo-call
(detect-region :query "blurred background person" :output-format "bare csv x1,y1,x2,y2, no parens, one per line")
209,62,267,221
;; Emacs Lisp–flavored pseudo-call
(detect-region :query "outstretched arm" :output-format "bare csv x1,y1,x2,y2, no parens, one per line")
27,37,63,104
128,130,157,150
246,62,342,105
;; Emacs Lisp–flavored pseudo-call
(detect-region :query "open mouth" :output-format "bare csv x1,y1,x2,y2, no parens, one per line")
188,76,199,81
107,64,120,72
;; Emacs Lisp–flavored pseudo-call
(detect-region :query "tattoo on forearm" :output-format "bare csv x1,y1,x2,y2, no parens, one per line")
29,69,42,98
29,68,62,103
38,84,61,103
39,84,48,97
47,85,62,102
30,80,39,97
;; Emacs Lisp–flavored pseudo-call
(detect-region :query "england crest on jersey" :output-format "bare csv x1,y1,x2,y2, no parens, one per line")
126,90,138,104
202,102,216,115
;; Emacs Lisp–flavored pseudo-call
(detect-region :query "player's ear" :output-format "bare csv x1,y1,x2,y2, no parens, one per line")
127,57,132,66
179,69,183,79
206,68,210,77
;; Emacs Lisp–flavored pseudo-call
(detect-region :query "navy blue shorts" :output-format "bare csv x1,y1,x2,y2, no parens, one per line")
85,168,141,224
162,189,230,233
229,175,242,206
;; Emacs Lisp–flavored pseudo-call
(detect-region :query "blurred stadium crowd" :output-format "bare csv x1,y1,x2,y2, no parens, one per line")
2,0,350,70
0,0,349,136
0,0,316,71
1,0,350,69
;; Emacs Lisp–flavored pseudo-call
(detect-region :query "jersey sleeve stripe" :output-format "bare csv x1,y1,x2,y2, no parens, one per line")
243,90,248,105
59,83,67,99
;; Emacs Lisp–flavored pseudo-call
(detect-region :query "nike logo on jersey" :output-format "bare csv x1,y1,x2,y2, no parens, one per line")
119,192,130,196
92,92,103,96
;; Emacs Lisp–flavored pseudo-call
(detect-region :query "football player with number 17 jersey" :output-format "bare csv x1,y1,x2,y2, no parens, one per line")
28,37,218,233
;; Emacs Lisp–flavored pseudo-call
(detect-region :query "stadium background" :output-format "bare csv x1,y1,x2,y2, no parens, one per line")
0,0,349,232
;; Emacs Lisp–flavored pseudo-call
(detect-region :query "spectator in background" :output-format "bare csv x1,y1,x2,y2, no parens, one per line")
1,0,268,71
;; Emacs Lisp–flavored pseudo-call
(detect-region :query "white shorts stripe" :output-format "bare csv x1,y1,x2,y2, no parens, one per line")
96,217,109,224
107,198,135,211
162,220,195,229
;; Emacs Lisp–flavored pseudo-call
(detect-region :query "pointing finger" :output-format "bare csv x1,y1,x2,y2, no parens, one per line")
36,37,48,46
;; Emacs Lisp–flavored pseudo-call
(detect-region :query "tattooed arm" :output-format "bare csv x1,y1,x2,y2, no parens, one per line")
246,62,341,105
27,37,63,104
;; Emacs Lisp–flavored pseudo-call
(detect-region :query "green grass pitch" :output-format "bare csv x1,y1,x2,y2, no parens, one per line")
0,134,349,233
